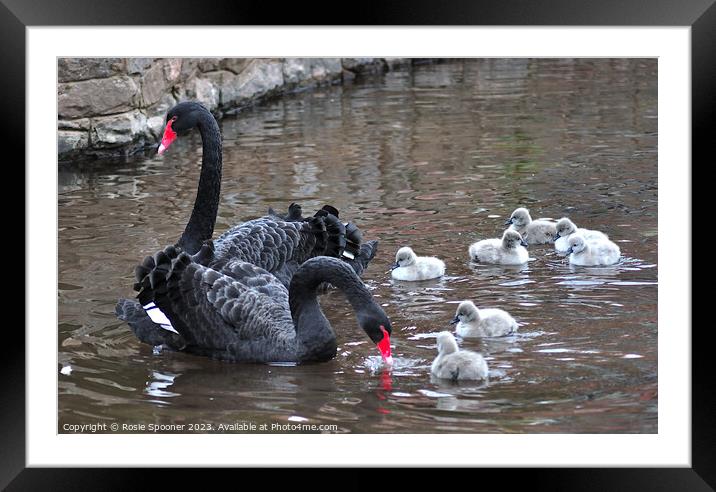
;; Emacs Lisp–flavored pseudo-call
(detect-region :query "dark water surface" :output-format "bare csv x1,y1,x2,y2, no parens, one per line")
58,59,657,433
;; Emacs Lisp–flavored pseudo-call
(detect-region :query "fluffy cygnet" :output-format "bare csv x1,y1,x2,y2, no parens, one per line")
469,229,529,265
391,246,445,281
553,217,609,253
431,331,489,381
567,234,621,266
505,207,557,245
451,300,518,338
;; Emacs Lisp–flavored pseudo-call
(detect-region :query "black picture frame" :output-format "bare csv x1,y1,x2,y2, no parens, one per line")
6,0,709,489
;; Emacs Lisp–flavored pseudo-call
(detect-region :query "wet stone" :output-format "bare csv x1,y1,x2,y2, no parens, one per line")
58,130,89,154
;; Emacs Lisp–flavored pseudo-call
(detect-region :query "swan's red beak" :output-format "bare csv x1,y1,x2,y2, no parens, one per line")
158,119,177,155
377,326,393,365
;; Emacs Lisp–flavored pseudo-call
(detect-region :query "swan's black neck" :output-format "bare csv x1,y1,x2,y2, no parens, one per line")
289,257,373,362
177,109,222,255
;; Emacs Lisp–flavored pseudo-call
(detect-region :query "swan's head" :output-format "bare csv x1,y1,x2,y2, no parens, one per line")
358,305,394,365
436,331,459,355
554,218,577,241
505,207,531,227
567,234,587,255
451,300,479,325
392,246,417,269
158,101,210,155
502,229,528,249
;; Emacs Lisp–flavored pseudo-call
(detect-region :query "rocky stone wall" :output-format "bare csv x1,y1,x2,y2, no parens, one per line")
58,57,396,161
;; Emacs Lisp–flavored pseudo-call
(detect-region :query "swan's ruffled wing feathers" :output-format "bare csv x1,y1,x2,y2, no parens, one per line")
188,264,293,344
210,217,335,286
342,239,379,276
217,259,289,305
316,213,347,258
134,247,297,362
267,202,303,221
208,208,377,287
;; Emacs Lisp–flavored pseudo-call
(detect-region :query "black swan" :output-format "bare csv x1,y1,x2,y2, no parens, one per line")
154,101,377,278
116,102,379,344
125,244,393,364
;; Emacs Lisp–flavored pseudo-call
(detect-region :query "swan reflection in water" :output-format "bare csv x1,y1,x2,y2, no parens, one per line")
137,354,401,428
144,370,180,399
468,261,531,277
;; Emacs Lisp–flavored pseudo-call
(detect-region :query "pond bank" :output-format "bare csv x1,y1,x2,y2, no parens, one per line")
58,57,406,163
